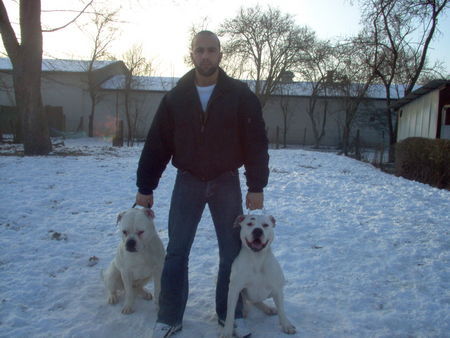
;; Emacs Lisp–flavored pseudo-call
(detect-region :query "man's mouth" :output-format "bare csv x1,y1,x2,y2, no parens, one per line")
245,238,268,252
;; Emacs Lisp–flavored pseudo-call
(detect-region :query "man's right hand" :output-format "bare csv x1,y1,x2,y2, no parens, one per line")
135,192,154,208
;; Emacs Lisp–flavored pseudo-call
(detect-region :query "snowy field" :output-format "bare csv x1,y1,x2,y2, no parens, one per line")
0,138,449,338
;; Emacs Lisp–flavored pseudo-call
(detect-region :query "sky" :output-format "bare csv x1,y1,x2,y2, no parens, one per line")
2,0,450,77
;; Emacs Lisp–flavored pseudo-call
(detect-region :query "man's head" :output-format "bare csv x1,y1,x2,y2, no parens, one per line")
190,30,222,78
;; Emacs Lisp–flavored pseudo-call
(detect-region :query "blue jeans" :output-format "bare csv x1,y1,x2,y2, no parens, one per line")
157,170,244,326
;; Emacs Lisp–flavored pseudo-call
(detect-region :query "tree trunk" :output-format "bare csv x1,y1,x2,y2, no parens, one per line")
0,0,52,155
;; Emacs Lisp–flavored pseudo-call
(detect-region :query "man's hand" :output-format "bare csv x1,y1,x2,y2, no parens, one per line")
246,192,264,210
135,192,154,208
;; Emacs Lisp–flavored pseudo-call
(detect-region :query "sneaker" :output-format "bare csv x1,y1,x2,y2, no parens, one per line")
151,322,182,338
218,318,251,338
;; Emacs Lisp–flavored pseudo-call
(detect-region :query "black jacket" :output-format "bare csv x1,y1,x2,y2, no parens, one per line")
136,68,269,194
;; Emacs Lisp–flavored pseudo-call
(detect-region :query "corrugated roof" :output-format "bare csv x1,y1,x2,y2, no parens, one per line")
0,57,118,73
0,57,411,100
390,79,450,109
101,74,178,92
101,74,406,99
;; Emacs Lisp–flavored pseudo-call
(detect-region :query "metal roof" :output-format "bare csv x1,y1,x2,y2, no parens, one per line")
0,57,119,73
390,79,450,110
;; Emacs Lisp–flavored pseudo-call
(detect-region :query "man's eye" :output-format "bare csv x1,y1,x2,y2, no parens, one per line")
195,48,205,54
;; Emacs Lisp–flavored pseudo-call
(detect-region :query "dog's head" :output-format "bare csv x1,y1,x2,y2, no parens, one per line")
234,214,276,252
116,208,156,253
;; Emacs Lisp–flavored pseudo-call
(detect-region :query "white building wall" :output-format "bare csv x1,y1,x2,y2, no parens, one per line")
397,90,439,141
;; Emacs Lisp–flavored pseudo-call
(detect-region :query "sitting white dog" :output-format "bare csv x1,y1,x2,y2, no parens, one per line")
221,214,296,337
102,207,165,314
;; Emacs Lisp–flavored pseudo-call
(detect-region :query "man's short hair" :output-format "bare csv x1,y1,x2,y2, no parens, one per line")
191,30,221,51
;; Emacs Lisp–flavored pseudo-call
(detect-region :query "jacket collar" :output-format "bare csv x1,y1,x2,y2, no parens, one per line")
176,67,232,94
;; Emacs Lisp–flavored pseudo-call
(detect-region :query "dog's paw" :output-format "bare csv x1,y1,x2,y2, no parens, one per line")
107,294,119,305
281,322,296,334
141,290,153,301
220,333,233,338
121,305,135,314
264,306,278,316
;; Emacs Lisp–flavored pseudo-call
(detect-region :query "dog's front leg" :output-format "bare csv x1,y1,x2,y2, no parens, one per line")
121,271,136,314
221,284,241,338
272,290,296,334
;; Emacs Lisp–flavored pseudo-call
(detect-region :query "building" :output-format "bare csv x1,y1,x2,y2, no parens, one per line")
393,80,450,142
0,57,405,147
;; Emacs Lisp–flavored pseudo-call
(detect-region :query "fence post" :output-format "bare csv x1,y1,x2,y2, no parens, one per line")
276,126,280,149
113,120,124,147
355,129,361,160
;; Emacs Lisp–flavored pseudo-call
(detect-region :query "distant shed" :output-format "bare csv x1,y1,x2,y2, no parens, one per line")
393,80,450,142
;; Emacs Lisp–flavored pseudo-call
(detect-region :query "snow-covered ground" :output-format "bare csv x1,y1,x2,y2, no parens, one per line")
0,138,449,338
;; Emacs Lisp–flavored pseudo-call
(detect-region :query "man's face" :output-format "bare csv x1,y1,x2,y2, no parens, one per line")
191,34,222,77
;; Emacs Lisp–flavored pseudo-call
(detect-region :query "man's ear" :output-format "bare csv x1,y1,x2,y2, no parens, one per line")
233,215,245,228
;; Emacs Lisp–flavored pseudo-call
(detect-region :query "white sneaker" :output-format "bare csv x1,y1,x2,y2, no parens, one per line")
151,322,182,338
234,318,251,338
219,318,251,338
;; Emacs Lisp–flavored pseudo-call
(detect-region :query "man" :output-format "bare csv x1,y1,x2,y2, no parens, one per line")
135,30,269,338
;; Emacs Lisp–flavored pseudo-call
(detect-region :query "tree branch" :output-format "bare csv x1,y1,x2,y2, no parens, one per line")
0,0,20,60
42,0,93,32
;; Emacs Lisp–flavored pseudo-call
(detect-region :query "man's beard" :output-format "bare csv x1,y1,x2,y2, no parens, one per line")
195,64,218,77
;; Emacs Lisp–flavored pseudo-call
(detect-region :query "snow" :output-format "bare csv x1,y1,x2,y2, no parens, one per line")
0,138,449,337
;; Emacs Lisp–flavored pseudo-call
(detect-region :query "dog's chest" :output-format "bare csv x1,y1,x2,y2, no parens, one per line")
243,276,273,302
119,251,155,279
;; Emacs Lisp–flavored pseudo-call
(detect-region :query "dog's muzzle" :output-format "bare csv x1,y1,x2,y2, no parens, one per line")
245,228,269,252
126,239,137,252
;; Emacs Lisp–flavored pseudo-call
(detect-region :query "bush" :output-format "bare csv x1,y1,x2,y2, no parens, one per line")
395,137,450,189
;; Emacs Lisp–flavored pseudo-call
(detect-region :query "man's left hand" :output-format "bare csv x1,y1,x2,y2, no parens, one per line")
246,192,264,210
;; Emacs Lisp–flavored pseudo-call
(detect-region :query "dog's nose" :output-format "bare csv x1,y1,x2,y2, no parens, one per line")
252,228,263,238
126,239,137,252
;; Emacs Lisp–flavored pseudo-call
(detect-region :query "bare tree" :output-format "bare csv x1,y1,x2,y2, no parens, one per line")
358,0,449,160
297,37,343,148
122,43,153,146
276,71,296,148
334,42,377,156
0,0,92,155
84,7,119,137
219,5,314,107
0,0,50,154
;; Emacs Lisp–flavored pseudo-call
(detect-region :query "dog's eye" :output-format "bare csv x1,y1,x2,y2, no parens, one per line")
262,223,269,228
137,231,144,237
122,230,128,236
247,222,253,226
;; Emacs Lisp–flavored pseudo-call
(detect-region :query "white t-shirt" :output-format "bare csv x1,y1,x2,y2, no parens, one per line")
196,84,216,112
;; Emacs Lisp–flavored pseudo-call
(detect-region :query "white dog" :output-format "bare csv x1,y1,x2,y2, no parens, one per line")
221,214,296,337
102,207,165,314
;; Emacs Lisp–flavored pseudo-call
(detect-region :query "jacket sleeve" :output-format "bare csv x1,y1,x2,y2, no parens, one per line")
136,94,174,194
239,85,270,192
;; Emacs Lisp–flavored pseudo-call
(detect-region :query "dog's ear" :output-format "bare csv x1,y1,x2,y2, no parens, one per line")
144,208,155,219
116,211,126,225
269,215,276,227
233,215,245,228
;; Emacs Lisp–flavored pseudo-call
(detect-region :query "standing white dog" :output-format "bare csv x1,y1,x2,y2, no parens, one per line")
102,207,165,314
221,214,296,337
